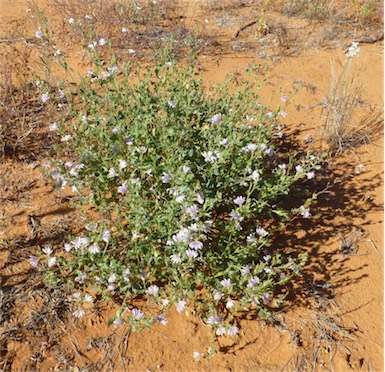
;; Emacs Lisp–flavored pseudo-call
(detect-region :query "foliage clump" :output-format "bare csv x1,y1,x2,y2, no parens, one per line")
44,46,321,334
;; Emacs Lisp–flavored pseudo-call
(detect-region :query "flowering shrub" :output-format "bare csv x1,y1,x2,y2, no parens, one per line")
44,45,321,335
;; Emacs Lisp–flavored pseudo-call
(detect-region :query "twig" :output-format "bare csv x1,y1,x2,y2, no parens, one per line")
235,20,258,38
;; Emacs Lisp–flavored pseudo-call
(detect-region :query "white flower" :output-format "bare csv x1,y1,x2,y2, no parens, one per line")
128,49,136,54
64,243,72,252
118,181,128,194
251,170,260,181
42,247,53,255
47,257,56,267
68,18,75,24
108,274,116,284
161,172,170,183
193,351,203,361
295,165,303,174
246,233,256,244
85,15,92,20
49,122,58,131
84,294,93,303
108,168,117,178
118,159,127,170
88,244,100,254
213,290,222,301
196,191,205,205
176,300,186,313
170,254,181,264
122,27,129,33
61,134,72,142
98,38,107,46
299,205,311,218
226,298,235,309
73,309,85,318
102,230,111,243
347,42,360,58
220,278,231,288
201,151,217,163
306,171,315,180
227,326,239,335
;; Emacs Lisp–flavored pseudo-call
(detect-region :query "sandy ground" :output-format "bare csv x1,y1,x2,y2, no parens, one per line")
0,0,383,370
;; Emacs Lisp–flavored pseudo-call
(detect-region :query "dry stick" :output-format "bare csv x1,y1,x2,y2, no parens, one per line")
235,20,259,38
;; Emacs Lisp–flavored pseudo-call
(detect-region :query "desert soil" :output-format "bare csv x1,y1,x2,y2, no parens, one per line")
0,0,383,371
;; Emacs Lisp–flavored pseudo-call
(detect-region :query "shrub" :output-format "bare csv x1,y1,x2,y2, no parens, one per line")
41,43,321,335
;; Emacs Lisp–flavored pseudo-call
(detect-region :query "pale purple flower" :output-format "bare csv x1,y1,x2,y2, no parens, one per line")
263,293,271,302
243,143,258,153
219,138,229,146
186,205,199,220
279,110,287,117
173,228,190,243
227,326,239,335
87,68,94,75
207,315,223,326
241,266,251,276
216,327,226,336
72,237,90,250
29,256,39,267
140,270,147,281
209,113,222,125
234,196,245,206
35,29,42,39
229,210,241,222
75,274,87,283
73,309,85,318
281,94,287,102
132,308,144,320
306,171,315,180
220,278,231,288
167,100,176,108
41,93,49,103
247,276,260,288
146,285,159,296
161,172,170,183
102,230,110,243
49,122,58,131
266,111,273,119
183,165,191,173
186,249,198,259
113,318,124,328
176,300,186,313
88,244,100,254
189,241,203,250
118,181,128,194
156,315,168,325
